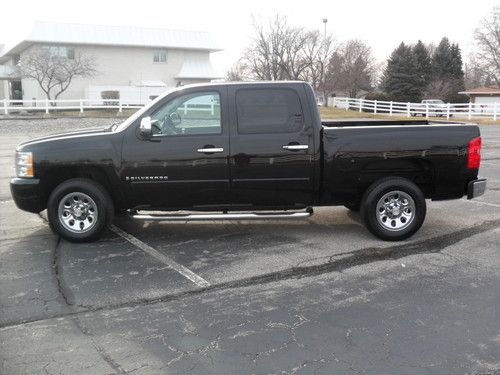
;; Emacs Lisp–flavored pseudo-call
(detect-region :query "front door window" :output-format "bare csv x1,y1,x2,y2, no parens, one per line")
150,92,221,136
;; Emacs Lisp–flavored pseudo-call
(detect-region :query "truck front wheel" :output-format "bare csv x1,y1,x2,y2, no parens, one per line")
361,177,426,241
47,178,114,242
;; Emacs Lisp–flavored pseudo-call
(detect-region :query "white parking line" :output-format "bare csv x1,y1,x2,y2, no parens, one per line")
110,225,211,288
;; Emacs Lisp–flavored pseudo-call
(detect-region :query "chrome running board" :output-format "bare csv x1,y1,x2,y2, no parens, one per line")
130,208,313,221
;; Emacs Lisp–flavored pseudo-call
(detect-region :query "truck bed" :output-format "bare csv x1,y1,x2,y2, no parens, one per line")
321,119,463,127
320,120,480,204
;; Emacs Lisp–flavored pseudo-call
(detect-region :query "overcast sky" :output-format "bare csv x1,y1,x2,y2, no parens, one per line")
1,0,498,74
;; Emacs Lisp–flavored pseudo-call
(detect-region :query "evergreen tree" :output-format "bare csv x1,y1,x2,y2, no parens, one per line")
412,40,432,94
448,43,466,102
431,37,453,80
382,42,422,102
449,43,464,81
427,37,466,102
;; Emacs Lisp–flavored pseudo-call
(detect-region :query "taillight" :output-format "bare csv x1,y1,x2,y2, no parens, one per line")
467,136,481,169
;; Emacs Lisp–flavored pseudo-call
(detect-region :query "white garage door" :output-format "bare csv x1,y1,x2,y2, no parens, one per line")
475,96,500,105
473,96,500,113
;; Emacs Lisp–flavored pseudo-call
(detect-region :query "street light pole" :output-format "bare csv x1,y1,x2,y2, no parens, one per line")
322,18,328,39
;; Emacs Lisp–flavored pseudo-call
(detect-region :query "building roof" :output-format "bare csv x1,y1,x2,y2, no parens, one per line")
0,21,223,62
459,86,500,95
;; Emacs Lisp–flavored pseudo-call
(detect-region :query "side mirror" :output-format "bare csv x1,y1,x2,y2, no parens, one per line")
139,117,152,138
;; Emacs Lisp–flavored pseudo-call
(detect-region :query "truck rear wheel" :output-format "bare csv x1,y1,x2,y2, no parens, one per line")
47,178,114,242
361,177,426,241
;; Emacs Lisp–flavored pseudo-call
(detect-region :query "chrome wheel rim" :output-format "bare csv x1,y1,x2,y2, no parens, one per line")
57,192,98,233
376,190,415,231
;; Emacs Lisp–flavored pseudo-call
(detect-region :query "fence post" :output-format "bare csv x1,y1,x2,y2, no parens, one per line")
3,99,7,115
494,103,497,121
374,100,378,114
446,103,450,120
184,103,188,115
425,102,429,119
359,99,362,113
345,99,349,111
389,101,393,116
468,101,472,120
118,99,123,113
45,99,49,115
211,102,214,115
407,102,410,118
333,97,336,107
79,99,84,113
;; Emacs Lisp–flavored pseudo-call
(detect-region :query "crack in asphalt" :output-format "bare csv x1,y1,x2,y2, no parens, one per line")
1,218,499,330
72,316,127,374
52,236,75,307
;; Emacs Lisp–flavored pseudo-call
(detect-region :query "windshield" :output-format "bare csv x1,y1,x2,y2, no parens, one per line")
113,88,176,132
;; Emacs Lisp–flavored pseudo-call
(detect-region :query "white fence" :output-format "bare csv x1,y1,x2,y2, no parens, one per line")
0,98,218,116
332,97,500,121
1,98,141,115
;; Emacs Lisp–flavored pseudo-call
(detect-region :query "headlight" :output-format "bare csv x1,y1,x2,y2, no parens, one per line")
15,151,34,177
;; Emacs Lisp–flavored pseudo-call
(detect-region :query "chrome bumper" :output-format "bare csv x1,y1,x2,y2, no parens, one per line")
467,178,487,200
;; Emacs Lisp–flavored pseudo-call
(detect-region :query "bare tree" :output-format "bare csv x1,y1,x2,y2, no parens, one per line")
474,8,500,85
225,62,247,81
423,80,453,99
325,39,375,98
18,47,98,101
240,15,328,82
465,57,489,89
301,31,335,102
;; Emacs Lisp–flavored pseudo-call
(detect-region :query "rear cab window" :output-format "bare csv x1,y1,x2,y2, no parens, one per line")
236,88,304,134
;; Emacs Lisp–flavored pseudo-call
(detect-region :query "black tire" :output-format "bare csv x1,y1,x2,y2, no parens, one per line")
360,177,426,241
344,204,360,212
47,178,114,242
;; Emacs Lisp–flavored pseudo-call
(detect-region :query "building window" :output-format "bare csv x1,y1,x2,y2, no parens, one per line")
153,49,167,63
42,45,75,59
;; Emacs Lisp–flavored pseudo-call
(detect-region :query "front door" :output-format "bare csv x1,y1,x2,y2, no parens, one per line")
228,86,314,208
121,88,230,210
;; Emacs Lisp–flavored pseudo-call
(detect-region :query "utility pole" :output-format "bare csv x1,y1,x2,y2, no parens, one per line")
322,18,328,39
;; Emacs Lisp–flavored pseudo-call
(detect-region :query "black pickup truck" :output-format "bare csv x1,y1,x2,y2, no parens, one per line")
11,81,486,242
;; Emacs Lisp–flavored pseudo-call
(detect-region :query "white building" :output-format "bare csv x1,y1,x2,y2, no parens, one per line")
459,86,500,108
0,22,223,104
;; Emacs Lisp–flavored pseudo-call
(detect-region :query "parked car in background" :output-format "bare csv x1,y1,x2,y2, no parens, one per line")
411,99,449,117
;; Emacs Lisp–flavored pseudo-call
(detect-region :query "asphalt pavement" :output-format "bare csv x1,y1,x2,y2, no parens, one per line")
0,118,499,375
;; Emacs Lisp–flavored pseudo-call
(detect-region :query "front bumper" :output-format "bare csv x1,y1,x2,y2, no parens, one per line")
467,178,487,200
10,177,45,213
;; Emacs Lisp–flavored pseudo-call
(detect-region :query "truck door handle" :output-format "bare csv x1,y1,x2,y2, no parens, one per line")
197,147,224,154
282,144,309,151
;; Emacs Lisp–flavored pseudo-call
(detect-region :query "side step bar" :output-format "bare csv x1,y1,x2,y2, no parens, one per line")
130,208,313,221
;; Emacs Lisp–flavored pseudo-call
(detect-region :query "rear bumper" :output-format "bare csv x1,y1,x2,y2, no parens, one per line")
10,177,45,213
467,178,487,200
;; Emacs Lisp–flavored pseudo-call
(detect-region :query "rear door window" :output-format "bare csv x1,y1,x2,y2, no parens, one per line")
236,89,304,134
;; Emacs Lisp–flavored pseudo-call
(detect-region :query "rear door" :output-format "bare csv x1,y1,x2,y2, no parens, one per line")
228,84,314,208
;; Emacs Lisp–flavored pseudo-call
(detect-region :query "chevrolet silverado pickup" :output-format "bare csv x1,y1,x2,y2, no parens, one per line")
11,81,486,242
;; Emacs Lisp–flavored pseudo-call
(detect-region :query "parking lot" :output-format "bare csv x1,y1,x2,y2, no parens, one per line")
0,118,499,374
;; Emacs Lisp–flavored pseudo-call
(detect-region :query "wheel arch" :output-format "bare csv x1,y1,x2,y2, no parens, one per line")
40,166,123,211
